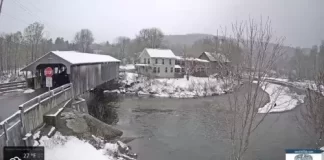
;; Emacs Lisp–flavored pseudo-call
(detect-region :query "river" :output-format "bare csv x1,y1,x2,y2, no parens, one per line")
88,84,316,160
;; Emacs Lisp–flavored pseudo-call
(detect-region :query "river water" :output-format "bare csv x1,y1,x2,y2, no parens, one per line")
88,84,316,160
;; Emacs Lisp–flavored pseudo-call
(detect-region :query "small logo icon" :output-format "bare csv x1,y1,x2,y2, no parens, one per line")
294,154,313,160
9,156,21,160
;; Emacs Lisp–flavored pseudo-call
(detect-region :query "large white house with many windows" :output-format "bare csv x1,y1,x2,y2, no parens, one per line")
135,48,182,78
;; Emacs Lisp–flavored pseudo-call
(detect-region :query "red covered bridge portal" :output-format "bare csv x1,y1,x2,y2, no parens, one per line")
21,51,120,96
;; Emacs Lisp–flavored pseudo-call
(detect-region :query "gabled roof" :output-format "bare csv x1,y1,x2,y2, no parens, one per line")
175,56,209,63
142,48,177,58
202,52,230,62
21,51,120,72
52,51,120,64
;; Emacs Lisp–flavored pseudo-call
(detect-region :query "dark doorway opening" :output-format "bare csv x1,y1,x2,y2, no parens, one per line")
36,64,70,88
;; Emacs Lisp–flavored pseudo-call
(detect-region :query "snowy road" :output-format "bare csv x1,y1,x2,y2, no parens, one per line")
0,88,47,121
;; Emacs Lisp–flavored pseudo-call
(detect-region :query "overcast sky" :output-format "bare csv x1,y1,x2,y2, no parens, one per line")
0,0,323,48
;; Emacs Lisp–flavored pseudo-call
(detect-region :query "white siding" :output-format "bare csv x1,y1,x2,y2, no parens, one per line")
152,58,175,78
137,50,176,78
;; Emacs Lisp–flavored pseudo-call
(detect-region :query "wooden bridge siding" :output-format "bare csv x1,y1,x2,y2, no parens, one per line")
0,120,24,160
71,62,119,96
23,87,72,134
0,133,5,159
0,84,72,160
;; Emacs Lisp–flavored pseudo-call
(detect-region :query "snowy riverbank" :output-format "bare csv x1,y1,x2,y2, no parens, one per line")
32,108,137,160
34,131,136,160
119,72,237,98
256,82,305,113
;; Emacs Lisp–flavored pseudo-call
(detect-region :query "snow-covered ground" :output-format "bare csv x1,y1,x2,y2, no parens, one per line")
265,77,289,82
119,64,135,72
265,77,324,95
34,132,122,160
120,72,235,98
255,82,305,113
23,88,35,94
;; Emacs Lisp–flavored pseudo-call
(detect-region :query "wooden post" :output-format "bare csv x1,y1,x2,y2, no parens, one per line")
3,121,9,146
62,85,66,100
51,90,54,108
19,105,26,139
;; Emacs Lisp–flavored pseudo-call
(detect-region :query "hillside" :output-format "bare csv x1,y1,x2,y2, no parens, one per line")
163,34,214,46
163,34,310,58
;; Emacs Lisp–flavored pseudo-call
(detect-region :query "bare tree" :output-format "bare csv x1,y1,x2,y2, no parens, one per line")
24,22,44,62
12,31,22,74
216,17,286,160
136,28,164,49
115,36,131,62
296,71,324,148
74,29,94,53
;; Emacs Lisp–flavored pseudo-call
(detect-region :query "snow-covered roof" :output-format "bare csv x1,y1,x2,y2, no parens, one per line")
21,51,120,73
202,52,230,62
174,65,182,69
52,51,120,64
186,57,209,63
143,48,177,59
175,56,209,63
175,56,183,60
135,64,150,67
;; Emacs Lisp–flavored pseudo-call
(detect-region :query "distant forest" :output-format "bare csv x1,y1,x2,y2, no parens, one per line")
0,21,323,81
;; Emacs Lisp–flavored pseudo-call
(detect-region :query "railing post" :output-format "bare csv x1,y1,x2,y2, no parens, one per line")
19,104,27,146
37,96,41,107
62,85,67,100
3,121,9,146
51,90,54,108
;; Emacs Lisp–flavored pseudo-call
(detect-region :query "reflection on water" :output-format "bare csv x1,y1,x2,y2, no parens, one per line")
87,91,120,125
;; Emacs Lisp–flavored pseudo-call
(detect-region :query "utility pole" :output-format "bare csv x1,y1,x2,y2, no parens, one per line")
0,0,4,16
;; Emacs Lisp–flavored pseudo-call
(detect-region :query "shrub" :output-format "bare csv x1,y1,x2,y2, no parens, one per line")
188,81,196,92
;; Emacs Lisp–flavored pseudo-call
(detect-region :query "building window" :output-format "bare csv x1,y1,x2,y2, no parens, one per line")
171,67,173,73
181,68,185,72
158,67,160,73
148,58,150,64
162,59,164,64
169,59,172,65
155,58,158,64
165,67,168,73
153,67,156,73
144,58,146,64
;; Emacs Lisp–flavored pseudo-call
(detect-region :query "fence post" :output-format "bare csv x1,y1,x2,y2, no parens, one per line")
51,90,55,108
37,96,41,108
61,85,66,100
3,121,9,146
19,104,27,146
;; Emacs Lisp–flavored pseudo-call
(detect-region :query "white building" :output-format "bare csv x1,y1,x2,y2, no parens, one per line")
135,48,180,78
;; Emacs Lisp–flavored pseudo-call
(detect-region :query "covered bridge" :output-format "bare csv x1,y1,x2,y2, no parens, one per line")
21,51,120,96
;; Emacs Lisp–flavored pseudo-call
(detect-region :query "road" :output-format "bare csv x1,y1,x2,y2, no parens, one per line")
0,88,47,121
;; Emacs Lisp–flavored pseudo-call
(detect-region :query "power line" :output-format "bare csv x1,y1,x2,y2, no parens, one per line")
23,0,42,13
2,11,30,25
11,0,59,32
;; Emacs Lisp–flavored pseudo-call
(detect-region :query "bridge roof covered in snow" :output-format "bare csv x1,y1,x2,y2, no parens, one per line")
51,51,120,65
